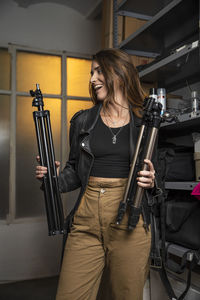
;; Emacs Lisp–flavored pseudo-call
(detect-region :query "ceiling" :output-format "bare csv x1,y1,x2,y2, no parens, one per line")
13,0,102,19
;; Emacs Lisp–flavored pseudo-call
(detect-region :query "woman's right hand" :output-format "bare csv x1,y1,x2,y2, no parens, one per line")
35,155,60,180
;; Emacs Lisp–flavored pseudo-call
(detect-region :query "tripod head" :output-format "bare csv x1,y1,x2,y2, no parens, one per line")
30,83,44,111
143,97,179,127
143,97,163,128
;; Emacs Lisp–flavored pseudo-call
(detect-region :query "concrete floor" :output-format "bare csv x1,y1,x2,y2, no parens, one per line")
0,276,150,300
0,276,59,300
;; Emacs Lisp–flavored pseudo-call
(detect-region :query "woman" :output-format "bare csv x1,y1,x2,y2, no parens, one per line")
36,48,158,300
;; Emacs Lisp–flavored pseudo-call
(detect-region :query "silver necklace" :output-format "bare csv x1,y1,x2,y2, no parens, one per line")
103,111,129,144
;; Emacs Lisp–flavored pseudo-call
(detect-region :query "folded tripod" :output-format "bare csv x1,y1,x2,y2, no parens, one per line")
30,84,65,236
116,94,163,230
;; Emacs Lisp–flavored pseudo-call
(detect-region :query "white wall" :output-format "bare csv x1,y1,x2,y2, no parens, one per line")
0,0,101,54
0,222,63,282
0,0,101,282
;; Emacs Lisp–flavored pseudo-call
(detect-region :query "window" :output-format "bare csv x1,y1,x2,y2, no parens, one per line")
66,57,93,130
16,96,61,218
0,46,92,222
17,52,61,94
67,57,91,97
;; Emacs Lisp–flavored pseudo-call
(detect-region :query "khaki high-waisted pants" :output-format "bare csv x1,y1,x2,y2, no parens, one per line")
56,179,151,300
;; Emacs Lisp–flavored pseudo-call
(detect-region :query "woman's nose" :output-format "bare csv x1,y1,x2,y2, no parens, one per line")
90,72,96,83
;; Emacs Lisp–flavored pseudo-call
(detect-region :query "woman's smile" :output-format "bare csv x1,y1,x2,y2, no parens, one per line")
90,61,108,101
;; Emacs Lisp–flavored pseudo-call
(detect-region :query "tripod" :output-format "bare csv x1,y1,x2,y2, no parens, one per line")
116,94,163,230
30,84,65,235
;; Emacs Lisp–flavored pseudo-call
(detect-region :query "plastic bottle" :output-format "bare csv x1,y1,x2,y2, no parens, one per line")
191,91,199,113
157,88,166,115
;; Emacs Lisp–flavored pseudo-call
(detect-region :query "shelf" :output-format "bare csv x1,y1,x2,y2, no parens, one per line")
138,41,199,92
165,181,198,190
160,109,200,136
119,0,198,57
117,0,173,17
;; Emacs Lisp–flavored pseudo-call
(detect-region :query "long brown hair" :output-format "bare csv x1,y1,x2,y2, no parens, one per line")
89,48,145,117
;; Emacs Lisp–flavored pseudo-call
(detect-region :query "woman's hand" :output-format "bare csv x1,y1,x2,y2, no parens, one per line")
35,155,60,180
136,159,155,189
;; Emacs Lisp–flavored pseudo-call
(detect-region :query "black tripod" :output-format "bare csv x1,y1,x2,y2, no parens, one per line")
30,84,65,236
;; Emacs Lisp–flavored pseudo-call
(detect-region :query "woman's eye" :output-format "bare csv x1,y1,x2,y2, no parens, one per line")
98,69,102,74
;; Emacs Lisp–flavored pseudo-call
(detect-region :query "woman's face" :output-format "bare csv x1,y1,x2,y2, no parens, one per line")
90,60,108,101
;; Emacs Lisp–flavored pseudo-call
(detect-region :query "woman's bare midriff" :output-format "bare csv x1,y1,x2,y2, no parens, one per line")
89,176,127,182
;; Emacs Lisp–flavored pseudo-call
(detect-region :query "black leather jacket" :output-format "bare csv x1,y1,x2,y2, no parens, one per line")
58,102,159,232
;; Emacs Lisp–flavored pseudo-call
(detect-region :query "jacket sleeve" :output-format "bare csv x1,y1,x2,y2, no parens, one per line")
58,114,82,193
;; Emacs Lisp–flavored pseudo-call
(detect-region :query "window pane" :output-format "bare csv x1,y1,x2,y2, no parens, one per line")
17,52,61,95
0,95,10,219
16,96,61,218
0,49,11,90
67,58,91,97
67,100,93,131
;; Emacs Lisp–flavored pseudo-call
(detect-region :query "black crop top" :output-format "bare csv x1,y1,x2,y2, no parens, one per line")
90,116,130,178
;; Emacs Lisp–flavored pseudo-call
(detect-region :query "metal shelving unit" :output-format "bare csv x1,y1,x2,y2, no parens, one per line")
113,2,200,298
114,0,199,92
165,181,198,190
117,0,172,17
114,0,200,194
139,41,199,92
160,110,200,136
118,0,198,56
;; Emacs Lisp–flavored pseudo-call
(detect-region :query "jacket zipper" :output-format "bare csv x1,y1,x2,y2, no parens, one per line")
80,139,94,190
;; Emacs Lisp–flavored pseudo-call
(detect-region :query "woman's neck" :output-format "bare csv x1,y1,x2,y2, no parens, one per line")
100,95,130,128
107,98,129,118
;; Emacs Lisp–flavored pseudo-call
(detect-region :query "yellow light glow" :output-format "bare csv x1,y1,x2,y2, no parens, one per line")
17,52,61,94
17,96,61,155
67,58,91,97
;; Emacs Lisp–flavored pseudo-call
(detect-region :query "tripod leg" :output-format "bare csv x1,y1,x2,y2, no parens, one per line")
45,111,64,232
34,113,54,234
116,125,145,225
128,127,158,229
133,127,158,208
40,113,60,234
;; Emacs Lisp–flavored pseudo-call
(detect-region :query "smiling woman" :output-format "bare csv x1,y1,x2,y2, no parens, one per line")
36,48,158,300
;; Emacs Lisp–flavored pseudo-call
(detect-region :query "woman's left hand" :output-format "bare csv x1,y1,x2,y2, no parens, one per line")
137,159,155,189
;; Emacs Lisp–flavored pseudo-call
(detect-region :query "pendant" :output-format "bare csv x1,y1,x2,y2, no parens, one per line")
112,135,117,144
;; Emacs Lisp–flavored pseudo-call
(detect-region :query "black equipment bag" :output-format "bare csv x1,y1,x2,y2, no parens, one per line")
152,147,200,300
164,145,195,182
165,193,200,250
160,191,200,300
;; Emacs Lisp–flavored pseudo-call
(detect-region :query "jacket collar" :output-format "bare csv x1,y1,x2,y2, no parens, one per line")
80,102,102,134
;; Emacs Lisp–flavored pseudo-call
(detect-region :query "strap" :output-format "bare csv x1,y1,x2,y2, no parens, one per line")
150,211,162,268
157,194,197,300
158,266,177,300
159,249,199,300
